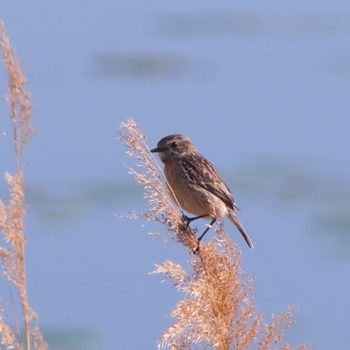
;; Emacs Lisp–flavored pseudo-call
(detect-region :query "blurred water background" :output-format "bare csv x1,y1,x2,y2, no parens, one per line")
0,0,349,349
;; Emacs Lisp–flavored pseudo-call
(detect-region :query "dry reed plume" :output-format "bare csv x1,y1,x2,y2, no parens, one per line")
119,119,312,350
0,21,46,350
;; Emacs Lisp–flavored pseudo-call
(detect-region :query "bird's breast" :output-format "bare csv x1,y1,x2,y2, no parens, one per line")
164,160,226,218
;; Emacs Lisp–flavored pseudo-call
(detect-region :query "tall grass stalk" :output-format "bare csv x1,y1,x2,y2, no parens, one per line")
0,21,46,350
119,119,312,350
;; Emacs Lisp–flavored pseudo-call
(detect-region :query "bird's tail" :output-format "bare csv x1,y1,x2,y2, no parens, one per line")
227,209,254,249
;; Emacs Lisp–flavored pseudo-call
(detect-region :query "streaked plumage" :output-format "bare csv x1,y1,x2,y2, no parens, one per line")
151,134,254,249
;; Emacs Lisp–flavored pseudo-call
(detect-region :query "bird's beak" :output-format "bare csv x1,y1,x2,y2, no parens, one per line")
151,147,160,153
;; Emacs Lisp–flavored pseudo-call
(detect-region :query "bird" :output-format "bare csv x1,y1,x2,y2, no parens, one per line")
151,134,254,249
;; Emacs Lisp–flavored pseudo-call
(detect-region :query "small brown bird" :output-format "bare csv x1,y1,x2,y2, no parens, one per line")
151,134,254,249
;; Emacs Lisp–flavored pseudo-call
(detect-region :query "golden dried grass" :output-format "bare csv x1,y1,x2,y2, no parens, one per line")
119,119,313,350
0,20,46,350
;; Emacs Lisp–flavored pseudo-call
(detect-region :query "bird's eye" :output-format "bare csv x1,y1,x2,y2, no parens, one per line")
171,141,178,148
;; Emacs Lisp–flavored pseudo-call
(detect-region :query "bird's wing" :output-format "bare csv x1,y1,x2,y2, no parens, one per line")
181,153,238,210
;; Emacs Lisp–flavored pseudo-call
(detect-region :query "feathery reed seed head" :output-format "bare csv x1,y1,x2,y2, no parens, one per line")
119,119,312,350
0,20,46,350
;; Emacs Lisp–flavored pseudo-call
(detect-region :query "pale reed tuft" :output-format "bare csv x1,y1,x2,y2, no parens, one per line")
119,119,313,350
0,20,46,350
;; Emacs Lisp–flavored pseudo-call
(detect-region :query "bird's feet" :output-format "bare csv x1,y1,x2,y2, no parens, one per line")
181,214,207,229
181,214,192,229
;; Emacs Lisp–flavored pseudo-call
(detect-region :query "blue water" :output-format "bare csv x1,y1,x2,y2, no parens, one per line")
0,1,349,349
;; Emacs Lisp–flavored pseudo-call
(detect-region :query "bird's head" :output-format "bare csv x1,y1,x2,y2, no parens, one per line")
151,134,196,162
